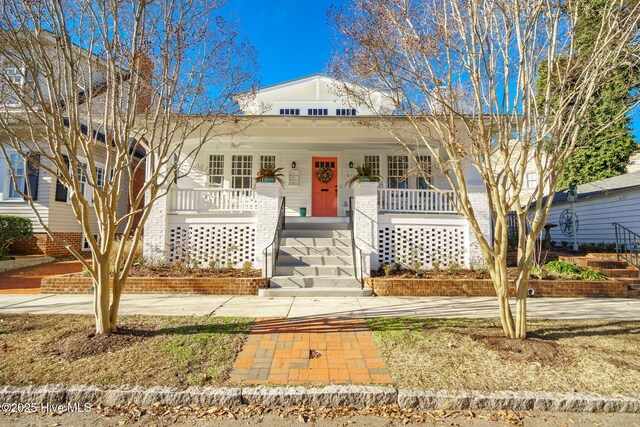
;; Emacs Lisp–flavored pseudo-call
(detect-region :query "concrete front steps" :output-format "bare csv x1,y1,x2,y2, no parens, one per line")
259,217,371,297
559,253,640,298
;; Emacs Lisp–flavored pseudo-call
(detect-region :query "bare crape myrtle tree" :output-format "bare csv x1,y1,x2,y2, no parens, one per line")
0,0,257,334
332,0,640,338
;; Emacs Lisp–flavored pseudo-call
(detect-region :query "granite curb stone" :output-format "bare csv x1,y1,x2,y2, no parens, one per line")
0,385,638,413
241,386,397,408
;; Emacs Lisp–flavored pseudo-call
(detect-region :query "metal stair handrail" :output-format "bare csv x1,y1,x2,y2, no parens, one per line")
349,197,366,289
264,197,286,284
613,222,640,268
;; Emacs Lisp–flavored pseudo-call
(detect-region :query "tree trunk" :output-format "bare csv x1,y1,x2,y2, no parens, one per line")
497,291,516,338
108,278,123,332
491,259,516,338
514,273,530,339
94,255,114,334
515,296,527,339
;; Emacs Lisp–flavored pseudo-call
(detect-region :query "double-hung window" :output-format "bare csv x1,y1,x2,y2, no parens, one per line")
387,155,408,189
415,155,432,189
231,155,253,189
526,172,538,189
208,154,224,187
364,155,380,176
0,58,24,107
5,153,25,200
260,155,276,169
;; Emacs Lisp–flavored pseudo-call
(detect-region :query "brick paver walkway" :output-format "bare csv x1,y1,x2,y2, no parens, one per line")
229,318,393,385
0,259,86,294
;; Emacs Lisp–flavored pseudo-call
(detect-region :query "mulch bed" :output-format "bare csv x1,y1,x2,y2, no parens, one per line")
471,329,572,367
371,268,518,280
50,325,155,361
71,264,262,278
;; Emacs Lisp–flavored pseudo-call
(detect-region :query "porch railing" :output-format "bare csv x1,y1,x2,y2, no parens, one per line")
613,222,640,268
168,188,257,214
377,189,456,213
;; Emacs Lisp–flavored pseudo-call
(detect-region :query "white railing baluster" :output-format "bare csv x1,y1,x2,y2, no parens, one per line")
377,189,456,214
168,188,257,214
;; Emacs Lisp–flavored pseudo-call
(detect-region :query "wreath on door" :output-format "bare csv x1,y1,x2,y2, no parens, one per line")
316,167,334,183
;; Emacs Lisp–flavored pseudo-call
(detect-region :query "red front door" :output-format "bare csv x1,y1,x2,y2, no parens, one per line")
312,157,338,217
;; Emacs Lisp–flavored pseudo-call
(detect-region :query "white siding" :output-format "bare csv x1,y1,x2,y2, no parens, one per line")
545,188,640,244
48,168,131,234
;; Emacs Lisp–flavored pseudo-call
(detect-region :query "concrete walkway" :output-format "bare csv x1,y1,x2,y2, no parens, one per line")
1,294,639,319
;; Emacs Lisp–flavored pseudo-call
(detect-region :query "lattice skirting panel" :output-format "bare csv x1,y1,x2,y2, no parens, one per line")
378,225,467,268
169,224,256,267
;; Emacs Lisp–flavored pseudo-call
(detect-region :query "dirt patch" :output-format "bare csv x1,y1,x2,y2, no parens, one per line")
50,326,154,361
473,331,571,367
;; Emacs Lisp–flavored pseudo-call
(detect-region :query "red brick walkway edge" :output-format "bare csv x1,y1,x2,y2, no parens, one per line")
41,276,268,295
367,278,629,298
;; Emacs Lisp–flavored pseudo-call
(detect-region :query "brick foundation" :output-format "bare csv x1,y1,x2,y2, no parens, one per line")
41,276,268,295
10,232,84,257
367,278,629,298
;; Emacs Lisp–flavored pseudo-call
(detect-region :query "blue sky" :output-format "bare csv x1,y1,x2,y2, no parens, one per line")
223,0,346,86
224,0,639,140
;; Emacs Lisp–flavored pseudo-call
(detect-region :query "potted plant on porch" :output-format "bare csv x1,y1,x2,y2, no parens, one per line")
255,166,285,185
346,164,381,187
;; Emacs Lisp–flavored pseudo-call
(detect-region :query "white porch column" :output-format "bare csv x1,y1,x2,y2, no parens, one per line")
143,188,170,264
466,186,492,268
255,183,282,271
352,182,379,275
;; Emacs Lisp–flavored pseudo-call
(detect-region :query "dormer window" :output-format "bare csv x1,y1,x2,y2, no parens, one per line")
279,108,300,116
0,58,25,107
308,108,328,116
336,108,356,116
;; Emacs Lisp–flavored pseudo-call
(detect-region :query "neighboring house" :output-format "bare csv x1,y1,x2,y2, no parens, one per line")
534,171,640,245
0,33,146,257
143,75,492,296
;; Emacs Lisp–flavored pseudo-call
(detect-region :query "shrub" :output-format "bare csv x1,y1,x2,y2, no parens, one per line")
109,237,143,267
242,261,253,273
544,260,581,279
0,215,32,257
581,269,607,281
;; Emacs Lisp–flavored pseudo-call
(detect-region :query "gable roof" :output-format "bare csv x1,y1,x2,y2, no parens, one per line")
540,170,640,206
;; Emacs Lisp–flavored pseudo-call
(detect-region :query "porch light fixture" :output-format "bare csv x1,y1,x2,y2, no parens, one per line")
291,161,297,169
349,161,354,169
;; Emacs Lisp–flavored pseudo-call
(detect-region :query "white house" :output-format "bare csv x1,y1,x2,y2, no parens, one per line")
0,33,146,256
143,75,491,296
539,171,640,248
